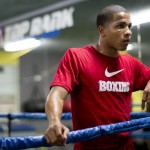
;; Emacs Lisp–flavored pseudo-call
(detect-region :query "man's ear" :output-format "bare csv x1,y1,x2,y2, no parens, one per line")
98,25,105,37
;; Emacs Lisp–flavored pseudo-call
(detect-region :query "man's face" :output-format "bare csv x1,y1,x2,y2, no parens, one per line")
103,12,132,51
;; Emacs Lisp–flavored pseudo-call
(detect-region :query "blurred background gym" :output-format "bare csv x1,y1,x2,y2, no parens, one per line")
0,0,150,149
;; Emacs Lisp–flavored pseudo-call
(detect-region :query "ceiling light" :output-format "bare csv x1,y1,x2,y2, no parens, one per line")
4,38,41,52
131,8,150,26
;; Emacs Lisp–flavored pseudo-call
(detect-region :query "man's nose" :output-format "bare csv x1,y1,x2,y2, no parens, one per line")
125,27,132,37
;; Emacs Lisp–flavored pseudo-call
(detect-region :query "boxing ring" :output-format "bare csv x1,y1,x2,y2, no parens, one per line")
0,112,150,149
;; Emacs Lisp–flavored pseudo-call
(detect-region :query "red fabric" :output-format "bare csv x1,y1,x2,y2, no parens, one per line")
74,137,135,150
63,100,71,112
51,45,150,149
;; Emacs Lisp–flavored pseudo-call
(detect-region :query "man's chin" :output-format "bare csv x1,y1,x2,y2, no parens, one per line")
118,44,128,51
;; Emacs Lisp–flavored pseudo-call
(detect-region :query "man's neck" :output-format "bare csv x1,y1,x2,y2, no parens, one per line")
94,43,119,58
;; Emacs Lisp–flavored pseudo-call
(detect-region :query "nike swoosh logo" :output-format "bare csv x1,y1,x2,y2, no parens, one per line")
105,68,124,77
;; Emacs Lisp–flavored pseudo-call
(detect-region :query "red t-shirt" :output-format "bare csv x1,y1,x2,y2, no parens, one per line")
51,45,150,149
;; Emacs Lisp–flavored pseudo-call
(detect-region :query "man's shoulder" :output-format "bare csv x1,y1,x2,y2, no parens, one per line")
120,54,142,66
120,53,135,60
67,45,92,54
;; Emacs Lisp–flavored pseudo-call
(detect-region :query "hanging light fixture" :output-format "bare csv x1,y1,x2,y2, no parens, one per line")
4,38,41,52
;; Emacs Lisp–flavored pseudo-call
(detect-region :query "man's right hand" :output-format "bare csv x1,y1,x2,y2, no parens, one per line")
44,120,70,146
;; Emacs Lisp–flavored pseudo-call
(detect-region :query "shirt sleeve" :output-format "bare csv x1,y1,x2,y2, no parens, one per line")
50,48,79,93
133,57,150,91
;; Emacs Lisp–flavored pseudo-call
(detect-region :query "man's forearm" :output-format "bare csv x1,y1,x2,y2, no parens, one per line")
45,86,68,124
45,93,64,124
44,86,69,145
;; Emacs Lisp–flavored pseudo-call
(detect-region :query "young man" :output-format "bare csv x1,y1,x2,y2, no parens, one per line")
44,4,150,150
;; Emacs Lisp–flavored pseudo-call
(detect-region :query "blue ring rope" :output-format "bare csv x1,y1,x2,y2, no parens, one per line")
0,112,150,120
0,113,72,120
130,132,150,139
132,104,141,107
1,116,150,150
130,112,150,119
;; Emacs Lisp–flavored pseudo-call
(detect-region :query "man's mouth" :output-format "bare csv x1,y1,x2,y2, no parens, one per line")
123,39,130,44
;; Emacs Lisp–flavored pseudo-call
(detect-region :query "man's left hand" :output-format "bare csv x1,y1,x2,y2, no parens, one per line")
142,80,150,110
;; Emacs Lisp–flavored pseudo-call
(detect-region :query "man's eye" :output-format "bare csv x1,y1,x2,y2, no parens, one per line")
129,25,132,29
117,24,124,28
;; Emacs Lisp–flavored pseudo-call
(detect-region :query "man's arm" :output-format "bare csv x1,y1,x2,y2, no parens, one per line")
142,80,150,110
44,86,70,146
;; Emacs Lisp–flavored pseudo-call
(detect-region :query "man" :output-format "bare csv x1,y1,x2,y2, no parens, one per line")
44,4,150,150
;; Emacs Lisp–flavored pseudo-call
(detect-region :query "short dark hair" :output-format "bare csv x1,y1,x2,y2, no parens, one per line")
96,4,128,27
